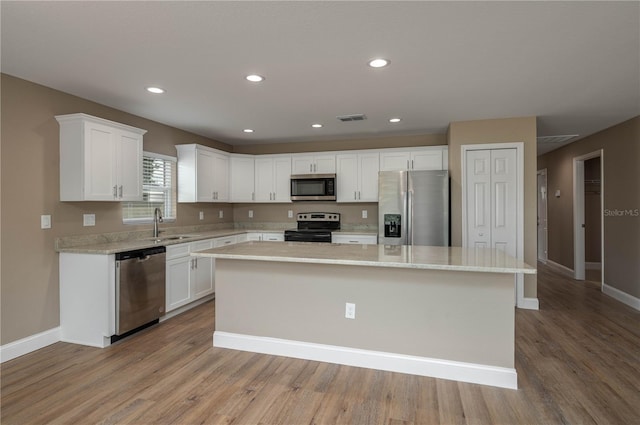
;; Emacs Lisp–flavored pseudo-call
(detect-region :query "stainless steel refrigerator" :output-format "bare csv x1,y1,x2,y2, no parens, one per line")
378,170,449,246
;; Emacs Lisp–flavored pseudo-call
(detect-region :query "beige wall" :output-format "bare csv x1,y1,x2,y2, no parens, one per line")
216,260,515,368
233,202,377,229
537,116,640,298
448,116,538,298
0,74,234,345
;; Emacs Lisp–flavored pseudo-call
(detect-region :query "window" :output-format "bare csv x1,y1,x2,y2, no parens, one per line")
122,152,177,223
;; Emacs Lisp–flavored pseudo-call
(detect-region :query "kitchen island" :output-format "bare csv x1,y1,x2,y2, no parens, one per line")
193,242,535,389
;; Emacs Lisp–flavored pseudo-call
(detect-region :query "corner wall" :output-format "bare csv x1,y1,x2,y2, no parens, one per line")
448,116,538,298
0,74,232,345
537,116,640,298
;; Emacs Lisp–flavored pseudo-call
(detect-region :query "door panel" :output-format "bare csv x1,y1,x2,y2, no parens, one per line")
465,148,517,257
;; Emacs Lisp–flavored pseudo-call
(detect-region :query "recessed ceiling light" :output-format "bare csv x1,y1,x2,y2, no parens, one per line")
311,124,323,128
389,118,402,123
146,86,165,94
246,74,265,83
368,58,389,68
243,129,254,133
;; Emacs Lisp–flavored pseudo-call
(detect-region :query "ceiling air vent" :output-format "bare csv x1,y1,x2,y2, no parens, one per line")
537,134,579,144
337,114,367,122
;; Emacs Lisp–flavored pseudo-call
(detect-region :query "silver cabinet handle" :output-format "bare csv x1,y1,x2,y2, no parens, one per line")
113,185,118,198
411,160,414,169
407,160,409,169
354,191,357,200
119,185,123,198
358,191,361,200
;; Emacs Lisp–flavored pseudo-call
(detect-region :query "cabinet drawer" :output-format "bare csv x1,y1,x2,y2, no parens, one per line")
166,243,191,260
213,235,237,247
331,234,378,245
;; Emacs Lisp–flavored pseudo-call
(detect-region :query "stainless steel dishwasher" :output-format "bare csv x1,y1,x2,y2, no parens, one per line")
114,246,166,341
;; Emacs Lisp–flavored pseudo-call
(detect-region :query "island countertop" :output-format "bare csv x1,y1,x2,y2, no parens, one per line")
193,241,536,274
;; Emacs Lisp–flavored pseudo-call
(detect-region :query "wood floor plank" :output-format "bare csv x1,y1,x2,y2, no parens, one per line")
2,262,639,424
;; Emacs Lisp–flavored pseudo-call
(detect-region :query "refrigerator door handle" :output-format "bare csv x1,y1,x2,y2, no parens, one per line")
407,190,413,245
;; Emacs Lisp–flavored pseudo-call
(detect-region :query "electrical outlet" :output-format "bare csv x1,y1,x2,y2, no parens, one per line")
40,215,51,229
248,210,254,218
288,210,293,218
199,211,204,220
83,214,95,226
219,210,223,219
362,210,368,219
345,302,356,319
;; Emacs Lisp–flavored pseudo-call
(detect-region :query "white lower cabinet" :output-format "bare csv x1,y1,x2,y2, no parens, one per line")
331,233,378,245
250,232,284,241
166,239,215,313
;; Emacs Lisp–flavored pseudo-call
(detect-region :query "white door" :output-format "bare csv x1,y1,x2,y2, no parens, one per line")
196,150,215,202
272,156,292,202
254,157,274,202
465,148,517,257
537,170,548,262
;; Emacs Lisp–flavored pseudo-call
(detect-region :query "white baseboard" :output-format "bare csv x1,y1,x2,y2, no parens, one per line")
546,260,574,277
213,331,517,390
586,262,602,270
0,327,61,363
602,283,640,311
161,294,215,322
517,297,539,310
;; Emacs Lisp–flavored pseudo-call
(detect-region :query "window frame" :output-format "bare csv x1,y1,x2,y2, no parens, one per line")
122,151,177,225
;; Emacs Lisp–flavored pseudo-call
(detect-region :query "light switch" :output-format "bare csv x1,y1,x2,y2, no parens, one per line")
219,210,223,219
40,215,51,229
83,214,96,226
288,210,293,218
199,211,204,220
362,210,368,219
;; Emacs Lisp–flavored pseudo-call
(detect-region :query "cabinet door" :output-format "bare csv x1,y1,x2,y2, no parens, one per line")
196,149,215,202
411,149,443,170
262,233,284,241
380,151,411,171
166,256,192,312
212,153,229,201
254,158,274,202
230,156,255,202
292,156,314,174
272,156,292,202
358,153,380,201
191,240,214,298
84,123,118,200
314,154,336,173
336,154,359,202
117,131,143,201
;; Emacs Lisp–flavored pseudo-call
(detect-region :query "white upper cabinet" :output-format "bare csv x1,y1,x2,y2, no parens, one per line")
379,146,448,171
176,144,230,203
291,154,336,174
336,152,379,202
254,155,292,202
230,155,255,202
56,113,145,201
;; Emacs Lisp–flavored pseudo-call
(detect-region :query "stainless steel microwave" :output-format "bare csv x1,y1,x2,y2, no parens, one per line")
290,174,336,201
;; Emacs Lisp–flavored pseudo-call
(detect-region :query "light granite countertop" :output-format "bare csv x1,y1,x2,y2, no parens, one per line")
55,227,380,255
55,228,284,254
193,241,536,274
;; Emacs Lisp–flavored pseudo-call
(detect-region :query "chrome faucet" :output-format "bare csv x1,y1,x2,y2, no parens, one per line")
153,207,164,238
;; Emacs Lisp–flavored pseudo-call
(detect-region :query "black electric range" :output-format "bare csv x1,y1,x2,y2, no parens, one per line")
284,212,340,243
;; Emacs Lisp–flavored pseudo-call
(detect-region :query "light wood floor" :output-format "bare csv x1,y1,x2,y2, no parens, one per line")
2,263,639,424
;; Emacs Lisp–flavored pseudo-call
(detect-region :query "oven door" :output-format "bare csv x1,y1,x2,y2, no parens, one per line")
284,230,332,243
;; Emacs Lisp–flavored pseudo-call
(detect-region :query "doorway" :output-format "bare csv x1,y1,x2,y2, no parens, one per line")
537,169,548,263
573,150,604,285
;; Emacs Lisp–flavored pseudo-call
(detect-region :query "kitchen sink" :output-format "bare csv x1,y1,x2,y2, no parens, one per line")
143,234,202,243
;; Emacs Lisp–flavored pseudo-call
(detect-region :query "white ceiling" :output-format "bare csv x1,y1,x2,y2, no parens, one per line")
2,1,638,155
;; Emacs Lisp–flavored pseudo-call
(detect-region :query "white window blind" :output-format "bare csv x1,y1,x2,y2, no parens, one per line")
123,152,177,223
